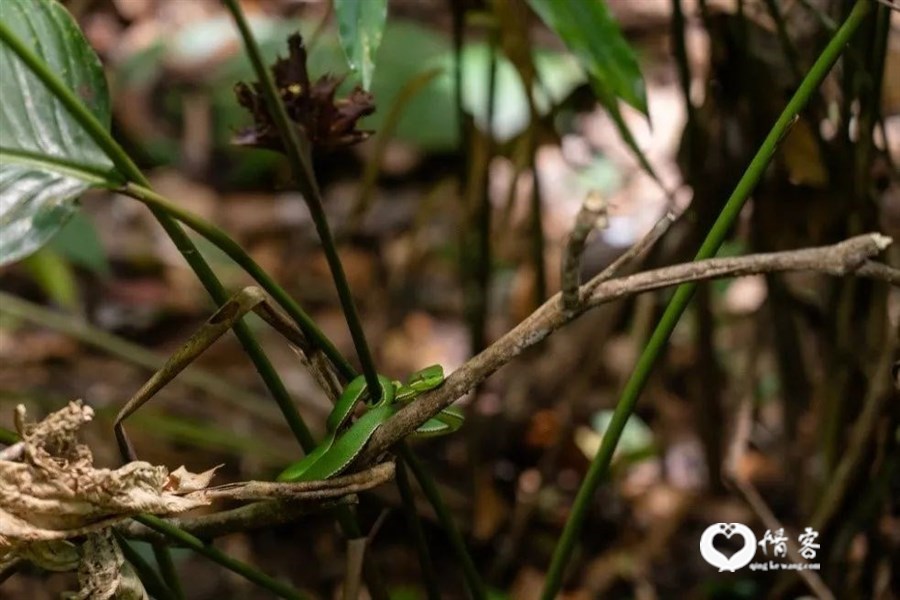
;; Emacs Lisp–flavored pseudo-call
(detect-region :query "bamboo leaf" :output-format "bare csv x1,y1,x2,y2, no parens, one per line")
527,0,647,115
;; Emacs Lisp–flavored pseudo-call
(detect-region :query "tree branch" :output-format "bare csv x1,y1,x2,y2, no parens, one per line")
118,464,393,543
362,234,896,463
561,191,607,310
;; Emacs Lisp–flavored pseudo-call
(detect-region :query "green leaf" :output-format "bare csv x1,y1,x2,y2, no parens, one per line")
0,0,115,266
334,0,388,91
48,211,110,276
21,247,80,310
526,0,647,115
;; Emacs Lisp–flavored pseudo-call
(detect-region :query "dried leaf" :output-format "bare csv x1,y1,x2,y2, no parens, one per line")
0,401,216,554
166,465,221,493
234,33,375,152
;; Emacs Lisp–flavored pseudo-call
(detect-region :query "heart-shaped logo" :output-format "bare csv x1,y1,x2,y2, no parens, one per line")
700,523,757,572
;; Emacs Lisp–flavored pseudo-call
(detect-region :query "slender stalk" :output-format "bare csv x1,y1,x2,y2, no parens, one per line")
114,533,176,600
133,515,310,600
0,19,317,452
122,182,353,381
395,459,442,600
119,186,395,598
539,2,872,597
153,542,186,600
221,0,381,399
219,8,480,599
402,446,487,600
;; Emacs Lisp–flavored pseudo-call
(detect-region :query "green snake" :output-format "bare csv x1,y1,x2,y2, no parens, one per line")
277,365,462,482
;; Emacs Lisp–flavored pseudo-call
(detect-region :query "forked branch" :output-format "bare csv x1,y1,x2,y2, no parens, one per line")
362,233,897,462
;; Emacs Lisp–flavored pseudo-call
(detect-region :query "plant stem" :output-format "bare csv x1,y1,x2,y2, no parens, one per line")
114,532,176,600
152,542,186,600
221,0,381,399
122,183,354,381
402,446,487,600
220,8,484,599
395,459,442,600
133,515,310,600
539,2,872,597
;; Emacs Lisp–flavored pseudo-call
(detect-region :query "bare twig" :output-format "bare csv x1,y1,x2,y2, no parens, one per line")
191,463,395,503
582,209,678,297
362,234,896,463
114,287,310,461
119,497,353,544
561,191,608,310
116,464,394,545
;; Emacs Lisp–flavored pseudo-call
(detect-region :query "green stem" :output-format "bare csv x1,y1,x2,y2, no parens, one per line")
221,0,381,399
153,542,186,600
402,446,487,600
395,458,442,600
0,19,317,452
539,2,871,597
219,9,478,600
114,533,176,600
122,182,354,382
132,515,309,600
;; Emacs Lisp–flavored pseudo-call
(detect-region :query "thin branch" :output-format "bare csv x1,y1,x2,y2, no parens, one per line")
581,209,678,297
363,233,895,462
190,463,395,503
561,191,608,310
121,498,352,545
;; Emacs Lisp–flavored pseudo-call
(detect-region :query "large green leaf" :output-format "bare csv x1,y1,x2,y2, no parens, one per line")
334,0,388,91
527,0,647,115
0,0,116,266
